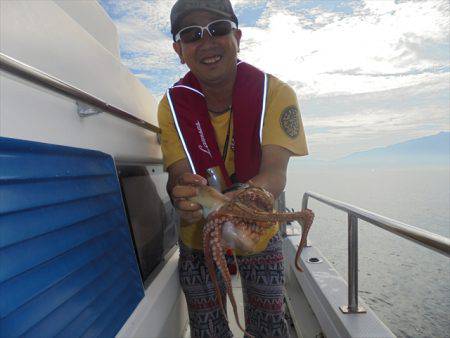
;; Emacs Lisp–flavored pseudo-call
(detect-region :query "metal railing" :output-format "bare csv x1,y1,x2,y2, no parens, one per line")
301,191,450,314
0,52,161,134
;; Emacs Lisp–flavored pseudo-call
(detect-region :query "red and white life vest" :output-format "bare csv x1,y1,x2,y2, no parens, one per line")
166,61,268,187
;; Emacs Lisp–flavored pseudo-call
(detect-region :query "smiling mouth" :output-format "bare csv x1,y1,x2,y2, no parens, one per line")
201,55,222,65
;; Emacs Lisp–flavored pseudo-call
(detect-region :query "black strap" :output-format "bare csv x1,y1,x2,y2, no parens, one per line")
222,108,232,162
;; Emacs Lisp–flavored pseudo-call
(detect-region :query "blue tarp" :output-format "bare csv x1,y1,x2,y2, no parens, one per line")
0,137,144,337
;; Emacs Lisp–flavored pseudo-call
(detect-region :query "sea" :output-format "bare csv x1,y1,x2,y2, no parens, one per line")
284,165,450,338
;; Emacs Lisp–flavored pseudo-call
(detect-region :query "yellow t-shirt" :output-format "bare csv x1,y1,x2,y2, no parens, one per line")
157,74,308,252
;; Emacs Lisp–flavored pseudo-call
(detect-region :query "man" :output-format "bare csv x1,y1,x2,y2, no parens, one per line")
157,0,308,336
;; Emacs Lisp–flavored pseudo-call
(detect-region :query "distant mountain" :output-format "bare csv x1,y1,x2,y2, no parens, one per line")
336,132,449,167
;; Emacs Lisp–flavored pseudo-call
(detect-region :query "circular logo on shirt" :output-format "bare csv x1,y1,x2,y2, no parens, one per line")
280,105,300,138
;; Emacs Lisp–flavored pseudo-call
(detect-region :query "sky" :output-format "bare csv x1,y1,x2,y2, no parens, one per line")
99,0,450,160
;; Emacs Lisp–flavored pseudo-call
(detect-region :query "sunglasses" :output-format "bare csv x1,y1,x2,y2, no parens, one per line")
175,19,237,43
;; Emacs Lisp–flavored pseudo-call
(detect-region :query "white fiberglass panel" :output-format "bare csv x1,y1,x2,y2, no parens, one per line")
0,0,160,161
54,0,120,57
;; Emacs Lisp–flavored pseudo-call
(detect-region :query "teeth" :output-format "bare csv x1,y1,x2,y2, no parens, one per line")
202,55,221,64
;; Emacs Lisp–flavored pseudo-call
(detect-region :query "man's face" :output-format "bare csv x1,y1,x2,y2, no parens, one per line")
173,10,241,87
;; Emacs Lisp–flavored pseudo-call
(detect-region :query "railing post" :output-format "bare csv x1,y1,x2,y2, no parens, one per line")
348,213,359,311
301,193,309,211
340,213,366,314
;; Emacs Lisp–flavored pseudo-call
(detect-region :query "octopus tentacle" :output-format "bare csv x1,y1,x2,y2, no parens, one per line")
203,220,227,321
213,219,254,338
221,202,315,270
226,199,311,224
193,185,315,336
232,251,240,279
294,211,314,271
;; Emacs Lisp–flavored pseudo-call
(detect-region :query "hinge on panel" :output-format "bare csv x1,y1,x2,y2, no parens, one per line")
77,101,102,117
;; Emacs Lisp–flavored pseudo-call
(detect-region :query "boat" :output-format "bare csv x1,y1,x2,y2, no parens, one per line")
1,1,449,337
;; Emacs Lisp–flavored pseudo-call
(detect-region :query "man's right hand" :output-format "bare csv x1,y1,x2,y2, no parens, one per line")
171,172,207,224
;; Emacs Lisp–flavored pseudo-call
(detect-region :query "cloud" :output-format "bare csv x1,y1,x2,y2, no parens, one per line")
99,0,449,160
100,0,184,94
302,79,450,159
102,0,449,97
239,0,449,97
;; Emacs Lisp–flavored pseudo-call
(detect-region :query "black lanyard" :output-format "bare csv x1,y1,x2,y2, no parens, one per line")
222,108,232,162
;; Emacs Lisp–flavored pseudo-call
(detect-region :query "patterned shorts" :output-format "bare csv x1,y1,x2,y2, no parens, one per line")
178,233,289,338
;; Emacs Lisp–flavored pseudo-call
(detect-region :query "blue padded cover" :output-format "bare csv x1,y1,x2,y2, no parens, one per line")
0,137,144,337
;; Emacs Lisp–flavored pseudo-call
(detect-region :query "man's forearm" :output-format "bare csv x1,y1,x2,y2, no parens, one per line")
248,145,292,198
248,168,287,199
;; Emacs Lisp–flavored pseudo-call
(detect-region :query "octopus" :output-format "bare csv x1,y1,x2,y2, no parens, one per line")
189,185,315,337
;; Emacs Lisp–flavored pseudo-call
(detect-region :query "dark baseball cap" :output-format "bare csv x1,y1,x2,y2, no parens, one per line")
170,0,238,39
